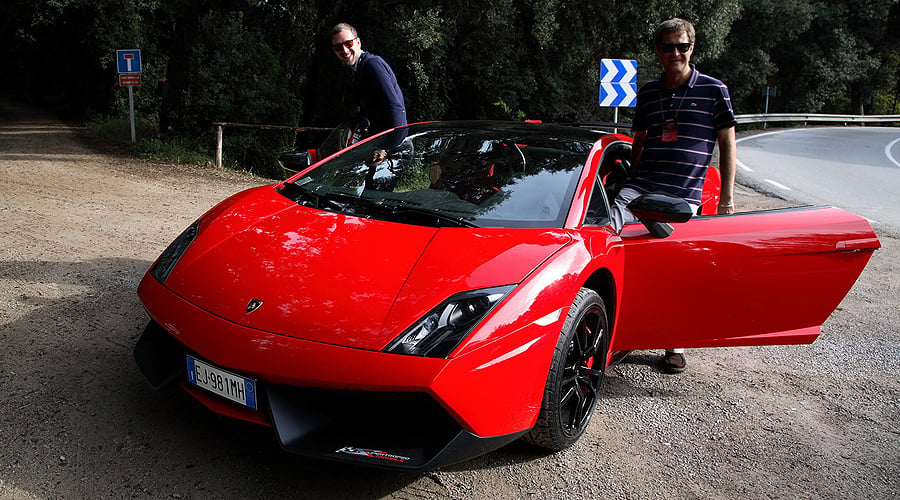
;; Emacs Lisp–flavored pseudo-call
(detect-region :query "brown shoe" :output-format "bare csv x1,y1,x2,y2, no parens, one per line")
663,351,686,373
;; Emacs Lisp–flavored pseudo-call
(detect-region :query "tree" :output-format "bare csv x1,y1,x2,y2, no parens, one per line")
0,0,159,118
712,0,900,114
706,0,815,113
2,0,897,177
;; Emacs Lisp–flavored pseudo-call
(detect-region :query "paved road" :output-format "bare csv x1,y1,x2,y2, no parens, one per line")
736,127,900,234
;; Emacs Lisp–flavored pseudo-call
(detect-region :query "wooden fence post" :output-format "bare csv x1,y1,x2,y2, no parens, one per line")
216,124,223,169
211,122,332,171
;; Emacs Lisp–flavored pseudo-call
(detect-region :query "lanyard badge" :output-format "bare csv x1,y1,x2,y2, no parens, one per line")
661,118,678,142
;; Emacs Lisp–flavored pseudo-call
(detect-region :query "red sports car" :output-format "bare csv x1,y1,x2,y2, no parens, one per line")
135,121,879,470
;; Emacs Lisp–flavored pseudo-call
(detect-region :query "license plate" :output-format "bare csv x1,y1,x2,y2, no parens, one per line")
186,355,257,410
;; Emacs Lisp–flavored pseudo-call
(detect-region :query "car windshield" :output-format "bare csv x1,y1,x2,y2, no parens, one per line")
279,122,601,228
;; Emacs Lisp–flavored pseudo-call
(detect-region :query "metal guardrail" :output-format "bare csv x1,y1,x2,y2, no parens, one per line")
735,113,900,125
212,114,899,169
574,114,900,132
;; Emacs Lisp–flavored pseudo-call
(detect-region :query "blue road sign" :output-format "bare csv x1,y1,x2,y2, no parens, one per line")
599,59,637,107
116,49,142,74
599,82,637,107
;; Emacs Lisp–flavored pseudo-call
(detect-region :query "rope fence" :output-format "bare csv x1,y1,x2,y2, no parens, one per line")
212,122,330,169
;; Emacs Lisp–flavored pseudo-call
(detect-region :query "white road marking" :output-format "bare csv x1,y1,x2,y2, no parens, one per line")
735,129,796,144
737,130,801,193
764,179,792,191
885,137,900,168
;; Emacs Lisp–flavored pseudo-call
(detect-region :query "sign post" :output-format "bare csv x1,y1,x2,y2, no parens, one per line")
599,59,638,134
761,86,777,129
116,49,142,143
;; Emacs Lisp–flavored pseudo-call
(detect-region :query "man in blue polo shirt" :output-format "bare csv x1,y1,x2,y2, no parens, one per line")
611,17,737,373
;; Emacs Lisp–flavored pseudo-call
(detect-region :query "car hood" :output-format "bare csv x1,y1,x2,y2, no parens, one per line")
163,186,571,351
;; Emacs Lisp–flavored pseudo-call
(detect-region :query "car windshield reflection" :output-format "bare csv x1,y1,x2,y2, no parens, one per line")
279,122,600,229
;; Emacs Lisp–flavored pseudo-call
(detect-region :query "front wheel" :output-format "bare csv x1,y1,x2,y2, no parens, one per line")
523,288,610,450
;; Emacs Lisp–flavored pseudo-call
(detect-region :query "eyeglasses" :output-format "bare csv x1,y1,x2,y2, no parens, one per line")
332,37,357,52
658,42,693,53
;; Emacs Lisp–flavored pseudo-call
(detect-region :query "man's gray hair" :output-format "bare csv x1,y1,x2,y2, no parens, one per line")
653,18,696,46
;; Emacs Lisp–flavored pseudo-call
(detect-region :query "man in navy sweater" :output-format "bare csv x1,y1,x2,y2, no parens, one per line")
331,23,407,162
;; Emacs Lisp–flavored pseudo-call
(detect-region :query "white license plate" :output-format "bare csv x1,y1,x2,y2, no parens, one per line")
186,355,257,410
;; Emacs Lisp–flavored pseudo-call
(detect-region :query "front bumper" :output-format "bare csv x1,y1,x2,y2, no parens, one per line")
135,275,559,469
135,320,524,470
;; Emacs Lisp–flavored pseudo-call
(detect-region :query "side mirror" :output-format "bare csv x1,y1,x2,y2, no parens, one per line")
278,150,317,174
627,192,694,238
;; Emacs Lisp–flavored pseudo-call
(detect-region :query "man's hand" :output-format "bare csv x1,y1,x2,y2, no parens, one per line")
366,149,388,166
716,126,737,216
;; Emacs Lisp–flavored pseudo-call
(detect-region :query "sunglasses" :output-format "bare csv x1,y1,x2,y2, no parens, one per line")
332,37,358,52
658,42,693,53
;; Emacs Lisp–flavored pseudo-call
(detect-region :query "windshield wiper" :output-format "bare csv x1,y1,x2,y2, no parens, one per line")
279,182,345,210
281,183,478,228
375,199,479,228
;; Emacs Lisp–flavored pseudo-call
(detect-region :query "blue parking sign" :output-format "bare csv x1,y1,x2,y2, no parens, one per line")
116,49,142,74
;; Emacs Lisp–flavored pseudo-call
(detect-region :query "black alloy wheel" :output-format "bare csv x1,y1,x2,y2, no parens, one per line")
523,288,610,450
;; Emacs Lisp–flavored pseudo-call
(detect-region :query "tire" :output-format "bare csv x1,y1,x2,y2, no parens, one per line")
523,288,610,450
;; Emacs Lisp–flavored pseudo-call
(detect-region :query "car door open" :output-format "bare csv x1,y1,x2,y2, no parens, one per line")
611,206,880,351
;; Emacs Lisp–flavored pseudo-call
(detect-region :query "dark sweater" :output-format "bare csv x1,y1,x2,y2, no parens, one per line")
354,52,407,135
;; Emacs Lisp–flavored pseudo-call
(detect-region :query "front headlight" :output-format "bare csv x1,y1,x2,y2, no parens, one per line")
149,220,200,284
385,285,514,358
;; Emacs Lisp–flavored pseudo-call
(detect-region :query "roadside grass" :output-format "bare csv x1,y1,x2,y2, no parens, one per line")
86,116,157,145
86,116,212,167
132,137,212,167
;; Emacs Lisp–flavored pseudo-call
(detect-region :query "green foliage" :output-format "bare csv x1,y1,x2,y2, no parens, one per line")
3,0,899,176
871,51,900,113
86,114,158,143
706,0,815,112
86,115,217,168
171,9,302,177
708,0,900,114
132,136,212,167
386,6,452,121
493,99,527,121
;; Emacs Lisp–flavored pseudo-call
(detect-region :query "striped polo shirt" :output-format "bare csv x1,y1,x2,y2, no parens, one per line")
629,66,736,205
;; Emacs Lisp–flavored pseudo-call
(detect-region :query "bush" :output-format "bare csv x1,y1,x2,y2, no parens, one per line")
132,136,211,167
168,11,301,177
86,116,158,145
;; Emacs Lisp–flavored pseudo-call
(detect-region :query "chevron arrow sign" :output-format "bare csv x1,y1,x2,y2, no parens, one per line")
600,59,637,83
598,58,638,107
599,82,637,107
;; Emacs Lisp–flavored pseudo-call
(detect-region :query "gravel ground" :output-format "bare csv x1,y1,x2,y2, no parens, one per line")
1,100,898,499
